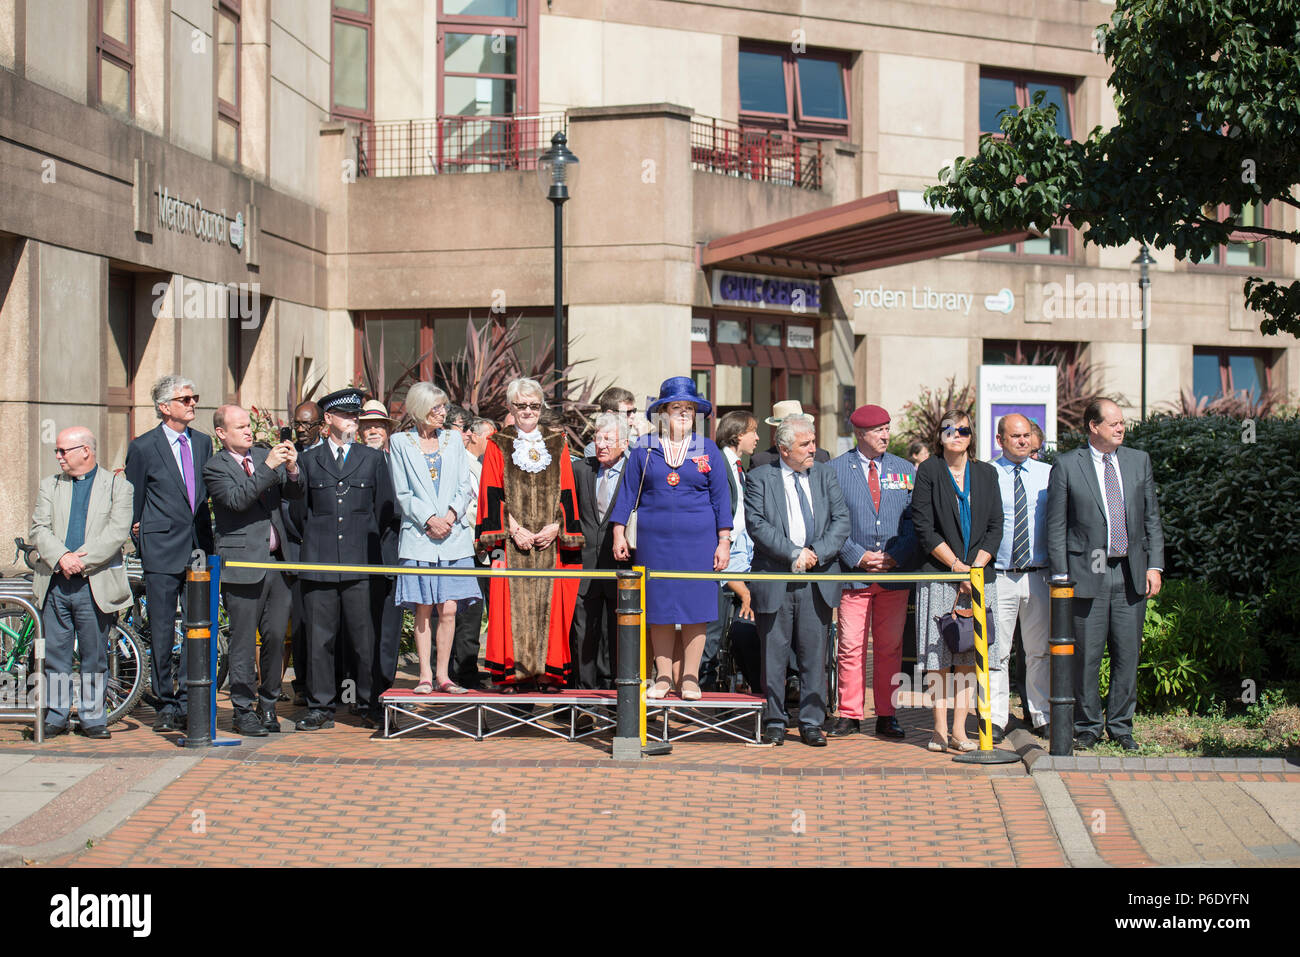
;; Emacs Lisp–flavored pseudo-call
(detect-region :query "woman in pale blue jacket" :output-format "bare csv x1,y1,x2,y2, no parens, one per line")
389,382,480,694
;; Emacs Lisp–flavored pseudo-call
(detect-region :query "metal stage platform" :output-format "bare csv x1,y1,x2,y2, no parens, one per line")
378,688,764,744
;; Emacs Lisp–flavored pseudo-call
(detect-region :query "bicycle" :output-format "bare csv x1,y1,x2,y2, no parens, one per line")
2,540,147,727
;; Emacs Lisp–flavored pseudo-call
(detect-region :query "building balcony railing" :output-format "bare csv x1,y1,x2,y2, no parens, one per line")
355,113,567,178
690,117,824,190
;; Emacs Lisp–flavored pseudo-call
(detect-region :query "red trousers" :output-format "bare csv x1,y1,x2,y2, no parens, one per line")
836,585,909,719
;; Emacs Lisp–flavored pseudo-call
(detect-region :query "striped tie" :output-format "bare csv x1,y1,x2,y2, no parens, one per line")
1011,464,1031,568
1103,453,1128,557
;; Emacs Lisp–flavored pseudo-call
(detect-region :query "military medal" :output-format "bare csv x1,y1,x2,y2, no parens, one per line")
663,436,689,488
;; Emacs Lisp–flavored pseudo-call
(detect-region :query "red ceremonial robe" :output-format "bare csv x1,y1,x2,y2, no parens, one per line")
475,428,583,686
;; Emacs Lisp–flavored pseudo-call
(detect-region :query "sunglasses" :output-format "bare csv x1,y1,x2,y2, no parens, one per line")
943,426,973,437
513,402,543,412
171,394,200,405
54,445,88,457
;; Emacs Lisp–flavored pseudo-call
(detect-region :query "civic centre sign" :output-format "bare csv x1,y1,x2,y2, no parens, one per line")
712,271,821,313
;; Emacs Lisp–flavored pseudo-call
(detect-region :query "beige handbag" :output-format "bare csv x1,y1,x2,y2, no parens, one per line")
623,449,649,550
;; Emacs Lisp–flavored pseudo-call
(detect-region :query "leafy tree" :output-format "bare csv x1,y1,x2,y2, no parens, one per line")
924,0,1300,338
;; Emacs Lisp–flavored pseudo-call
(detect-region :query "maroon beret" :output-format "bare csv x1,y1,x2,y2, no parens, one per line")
849,404,891,429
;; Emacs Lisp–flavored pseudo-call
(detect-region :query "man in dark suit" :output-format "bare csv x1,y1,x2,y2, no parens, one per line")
1047,397,1164,752
204,405,304,737
570,413,631,689
745,417,850,746
124,374,215,732
285,400,324,706
292,388,399,731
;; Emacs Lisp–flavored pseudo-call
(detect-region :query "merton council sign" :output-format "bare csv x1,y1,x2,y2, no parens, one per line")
156,186,244,251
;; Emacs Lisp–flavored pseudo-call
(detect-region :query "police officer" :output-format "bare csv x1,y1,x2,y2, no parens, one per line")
292,388,399,730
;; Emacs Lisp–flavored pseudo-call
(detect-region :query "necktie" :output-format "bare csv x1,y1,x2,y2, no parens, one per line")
868,459,881,512
1011,464,1032,568
1103,453,1128,557
336,445,346,469
177,433,195,511
247,456,279,552
737,461,745,485
597,468,613,520
794,471,815,548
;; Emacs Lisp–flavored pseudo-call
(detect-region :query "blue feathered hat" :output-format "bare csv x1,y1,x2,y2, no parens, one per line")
645,376,713,417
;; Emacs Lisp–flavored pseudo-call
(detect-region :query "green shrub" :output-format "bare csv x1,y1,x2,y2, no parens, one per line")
1135,580,1263,713
1257,554,1300,682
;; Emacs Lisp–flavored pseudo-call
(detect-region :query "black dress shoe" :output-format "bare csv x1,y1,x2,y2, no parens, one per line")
152,709,178,732
799,726,827,747
1112,734,1140,752
293,692,308,708
991,725,1006,744
259,708,281,733
296,710,335,731
1031,724,1048,738
762,725,786,746
42,722,68,738
828,717,861,737
1074,731,1099,750
277,690,290,703
80,725,111,740
875,715,906,739
233,711,269,737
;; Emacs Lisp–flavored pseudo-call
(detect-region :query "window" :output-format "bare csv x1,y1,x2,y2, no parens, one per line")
739,42,850,138
979,70,1073,138
216,1,240,165
984,226,1072,258
1192,348,1275,402
690,313,820,423
1193,202,1267,268
97,0,134,117
332,0,373,121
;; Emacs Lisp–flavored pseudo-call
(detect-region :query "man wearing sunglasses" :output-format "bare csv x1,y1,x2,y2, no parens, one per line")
124,374,215,732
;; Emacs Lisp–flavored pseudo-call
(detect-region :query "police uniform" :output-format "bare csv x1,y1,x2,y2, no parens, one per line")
292,389,399,728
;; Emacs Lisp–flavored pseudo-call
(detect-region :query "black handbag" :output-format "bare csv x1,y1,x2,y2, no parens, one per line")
935,592,995,655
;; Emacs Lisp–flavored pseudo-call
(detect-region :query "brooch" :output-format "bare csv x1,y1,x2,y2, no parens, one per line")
511,435,552,473
691,455,711,474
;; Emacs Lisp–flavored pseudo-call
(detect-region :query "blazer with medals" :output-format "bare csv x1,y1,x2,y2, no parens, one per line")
1046,444,1164,599
124,424,215,574
830,449,918,591
203,447,305,586
29,467,134,613
743,460,851,614
291,441,399,583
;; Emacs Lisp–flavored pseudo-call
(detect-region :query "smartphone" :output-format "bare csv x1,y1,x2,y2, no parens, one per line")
279,426,293,443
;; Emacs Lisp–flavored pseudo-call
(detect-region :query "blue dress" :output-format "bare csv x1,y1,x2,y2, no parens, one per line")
609,433,732,624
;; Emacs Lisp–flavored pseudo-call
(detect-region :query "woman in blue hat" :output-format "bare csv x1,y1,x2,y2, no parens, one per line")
610,377,732,700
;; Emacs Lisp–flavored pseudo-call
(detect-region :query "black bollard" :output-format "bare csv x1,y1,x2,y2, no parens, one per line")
612,570,643,760
1049,581,1075,756
183,568,213,749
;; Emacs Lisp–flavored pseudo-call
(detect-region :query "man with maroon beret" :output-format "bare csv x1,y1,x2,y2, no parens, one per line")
828,405,918,739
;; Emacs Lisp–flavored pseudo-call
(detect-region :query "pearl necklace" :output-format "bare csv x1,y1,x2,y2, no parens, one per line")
663,435,690,469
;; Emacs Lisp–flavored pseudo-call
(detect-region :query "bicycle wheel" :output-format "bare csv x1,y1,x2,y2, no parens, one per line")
215,625,229,690
0,607,38,681
67,624,147,728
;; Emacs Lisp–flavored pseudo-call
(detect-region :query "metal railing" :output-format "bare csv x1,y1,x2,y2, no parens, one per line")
355,113,567,178
690,117,824,190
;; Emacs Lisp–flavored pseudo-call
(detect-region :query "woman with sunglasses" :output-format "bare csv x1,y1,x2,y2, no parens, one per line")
911,410,1003,752
475,377,583,690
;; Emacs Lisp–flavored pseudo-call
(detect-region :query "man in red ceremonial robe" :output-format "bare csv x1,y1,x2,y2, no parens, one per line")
475,381,583,688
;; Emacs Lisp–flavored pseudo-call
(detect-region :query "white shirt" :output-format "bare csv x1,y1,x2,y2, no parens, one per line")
327,437,353,462
1088,441,1126,553
779,458,813,550
722,447,747,537
162,423,192,481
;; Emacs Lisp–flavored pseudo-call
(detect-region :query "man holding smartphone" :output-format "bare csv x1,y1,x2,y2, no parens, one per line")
204,405,304,736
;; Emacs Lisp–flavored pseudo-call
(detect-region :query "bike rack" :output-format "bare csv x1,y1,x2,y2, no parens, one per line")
0,589,46,744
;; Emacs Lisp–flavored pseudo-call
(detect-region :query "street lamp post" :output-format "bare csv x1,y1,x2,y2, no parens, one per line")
539,132,579,407
1132,244,1154,420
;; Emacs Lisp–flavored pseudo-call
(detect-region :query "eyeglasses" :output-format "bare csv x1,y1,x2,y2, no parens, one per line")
54,445,87,457
943,426,973,437
513,402,543,412
170,394,200,405
294,420,322,430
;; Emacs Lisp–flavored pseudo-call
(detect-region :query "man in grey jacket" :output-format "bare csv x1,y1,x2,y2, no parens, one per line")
30,427,134,739
1047,398,1164,751
204,405,303,736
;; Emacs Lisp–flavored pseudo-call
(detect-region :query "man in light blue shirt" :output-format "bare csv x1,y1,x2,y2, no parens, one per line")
991,413,1053,737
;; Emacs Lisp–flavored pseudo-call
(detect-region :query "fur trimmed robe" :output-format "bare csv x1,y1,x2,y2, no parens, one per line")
476,428,583,685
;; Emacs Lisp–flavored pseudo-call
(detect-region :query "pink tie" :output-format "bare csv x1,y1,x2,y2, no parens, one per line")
245,456,279,553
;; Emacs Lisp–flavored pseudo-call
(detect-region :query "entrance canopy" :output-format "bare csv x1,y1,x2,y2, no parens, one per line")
700,189,1035,277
